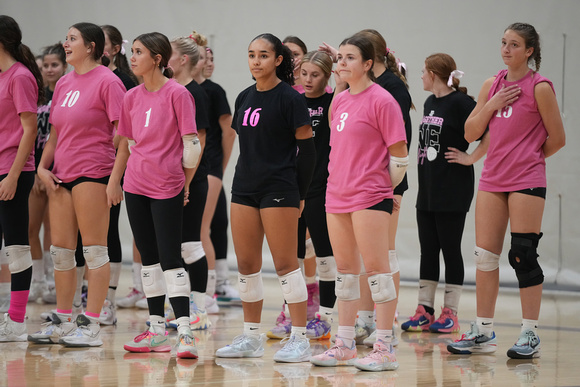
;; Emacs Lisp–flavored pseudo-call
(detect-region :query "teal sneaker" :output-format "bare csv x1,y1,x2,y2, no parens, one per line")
447,322,497,354
507,330,540,359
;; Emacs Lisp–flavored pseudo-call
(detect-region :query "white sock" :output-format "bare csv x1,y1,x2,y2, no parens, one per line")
477,317,494,337
149,315,165,334
107,262,122,305
206,270,216,297
32,260,45,282
243,322,261,338
337,326,355,348
215,259,228,285
375,329,393,344
132,262,143,292
73,266,86,306
359,310,374,325
521,319,538,335
291,326,307,338
318,306,333,322
192,291,206,310
175,316,191,335
444,283,462,313
0,282,10,296
418,279,438,308
305,275,316,285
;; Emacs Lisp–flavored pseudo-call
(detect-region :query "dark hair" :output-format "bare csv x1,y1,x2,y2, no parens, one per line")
0,15,44,104
42,42,66,65
134,32,173,78
251,33,294,85
101,24,139,85
425,53,469,95
70,22,109,67
283,35,307,54
339,34,376,82
505,22,541,71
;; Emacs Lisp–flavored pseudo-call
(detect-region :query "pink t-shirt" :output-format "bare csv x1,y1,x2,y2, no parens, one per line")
49,65,125,182
0,62,38,175
326,83,407,213
118,80,197,199
479,69,552,192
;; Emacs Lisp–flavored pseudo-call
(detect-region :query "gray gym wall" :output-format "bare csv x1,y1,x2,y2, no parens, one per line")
3,0,578,290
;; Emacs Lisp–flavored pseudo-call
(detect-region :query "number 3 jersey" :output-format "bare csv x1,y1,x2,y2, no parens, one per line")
231,82,310,196
480,69,553,192
49,65,125,182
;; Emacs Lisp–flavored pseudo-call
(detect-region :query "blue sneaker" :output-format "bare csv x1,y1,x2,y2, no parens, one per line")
305,314,332,340
401,305,434,332
507,330,540,359
447,322,497,354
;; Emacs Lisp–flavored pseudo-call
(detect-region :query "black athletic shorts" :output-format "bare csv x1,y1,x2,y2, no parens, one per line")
232,191,300,209
60,176,109,191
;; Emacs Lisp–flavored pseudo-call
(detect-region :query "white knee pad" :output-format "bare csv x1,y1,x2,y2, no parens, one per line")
279,268,308,304
83,245,109,270
388,250,400,274
141,264,167,298
368,273,397,303
474,246,500,271
316,256,337,281
164,267,190,298
304,238,316,259
335,272,360,301
181,241,205,265
5,245,32,274
238,271,263,303
51,245,76,271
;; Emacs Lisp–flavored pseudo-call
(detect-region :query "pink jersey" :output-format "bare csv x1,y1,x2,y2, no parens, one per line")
49,65,125,182
0,62,38,175
479,69,553,192
326,83,407,213
293,84,334,94
118,80,197,199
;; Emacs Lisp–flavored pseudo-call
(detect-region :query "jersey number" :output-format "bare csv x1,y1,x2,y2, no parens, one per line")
336,112,348,132
60,90,80,107
495,105,513,118
144,108,152,127
242,107,262,127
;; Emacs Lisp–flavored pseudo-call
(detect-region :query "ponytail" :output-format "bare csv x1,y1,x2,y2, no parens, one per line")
251,33,294,85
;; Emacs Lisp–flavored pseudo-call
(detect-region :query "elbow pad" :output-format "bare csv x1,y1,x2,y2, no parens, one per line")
127,139,136,154
182,134,201,169
388,155,409,188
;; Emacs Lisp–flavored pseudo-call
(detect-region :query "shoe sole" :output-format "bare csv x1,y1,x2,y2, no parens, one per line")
0,334,27,342
123,344,171,353
311,358,356,367
27,335,53,344
177,351,198,359
60,340,103,347
506,348,540,359
447,344,497,355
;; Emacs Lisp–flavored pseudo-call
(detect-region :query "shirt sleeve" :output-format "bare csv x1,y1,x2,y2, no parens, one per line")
12,74,38,114
117,93,133,139
174,89,197,137
103,78,126,123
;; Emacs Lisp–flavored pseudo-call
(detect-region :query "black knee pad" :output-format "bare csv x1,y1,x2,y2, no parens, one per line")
508,232,544,288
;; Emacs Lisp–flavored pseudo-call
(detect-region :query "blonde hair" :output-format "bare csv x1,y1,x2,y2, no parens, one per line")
188,30,208,47
170,35,200,69
300,51,333,78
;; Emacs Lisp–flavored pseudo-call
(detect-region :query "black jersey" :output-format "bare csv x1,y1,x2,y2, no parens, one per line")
201,79,231,173
184,80,211,184
304,92,332,198
376,70,412,148
232,81,310,195
416,91,476,212
35,87,53,168
113,68,136,91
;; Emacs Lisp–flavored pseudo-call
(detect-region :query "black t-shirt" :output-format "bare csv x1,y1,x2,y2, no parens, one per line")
184,80,211,184
113,68,136,91
376,70,412,147
232,81,310,195
35,87,53,168
201,79,231,172
304,92,332,198
416,91,476,212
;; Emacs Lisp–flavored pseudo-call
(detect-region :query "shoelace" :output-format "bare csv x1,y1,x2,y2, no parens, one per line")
135,330,155,342
516,331,537,346
306,317,321,329
279,336,305,351
366,345,393,360
434,311,452,324
324,344,351,358
231,334,258,348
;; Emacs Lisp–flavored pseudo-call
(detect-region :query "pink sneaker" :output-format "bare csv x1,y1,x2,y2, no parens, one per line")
354,340,399,372
267,305,292,339
429,307,460,333
310,337,357,367
306,283,320,320
400,305,434,332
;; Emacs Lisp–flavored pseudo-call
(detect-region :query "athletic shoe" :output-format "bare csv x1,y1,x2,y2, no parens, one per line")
507,330,541,359
190,307,211,330
215,280,241,303
28,279,48,302
364,326,399,347
116,287,145,308
59,314,103,347
135,297,149,309
354,339,399,372
306,314,332,340
400,305,434,332
28,313,75,344
429,307,460,333
99,299,117,325
176,330,198,359
40,304,83,322
124,328,171,353
0,313,27,342
267,305,292,339
447,322,497,354
215,333,266,358
41,284,57,304
310,337,357,367
205,295,220,314
273,334,312,363
355,318,376,345
306,283,320,320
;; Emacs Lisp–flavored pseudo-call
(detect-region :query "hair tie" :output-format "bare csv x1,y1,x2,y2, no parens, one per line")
188,34,197,43
447,70,464,87
386,47,395,56
120,40,128,56
396,59,407,74
206,47,211,52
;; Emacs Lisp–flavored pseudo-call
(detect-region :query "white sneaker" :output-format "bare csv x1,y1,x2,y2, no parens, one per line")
135,297,149,309
28,280,48,302
190,308,211,330
273,334,312,363
59,314,103,347
41,284,57,304
176,330,198,359
0,313,27,342
215,280,241,303
216,333,265,358
28,313,75,344
364,326,399,347
99,300,117,325
206,295,219,314
116,287,146,308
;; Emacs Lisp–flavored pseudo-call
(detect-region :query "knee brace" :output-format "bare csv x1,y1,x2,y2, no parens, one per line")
335,272,360,301
5,245,32,274
474,246,500,271
368,273,397,303
164,267,190,298
51,245,76,271
508,232,544,288
141,264,167,298
238,271,263,303
305,238,316,259
279,268,308,304
181,241,205,265
316,256,337,281
83,245,109,270
388,250,400,274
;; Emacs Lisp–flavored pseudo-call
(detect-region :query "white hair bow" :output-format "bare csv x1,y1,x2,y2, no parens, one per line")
120,40,128,56
447,70,464,87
